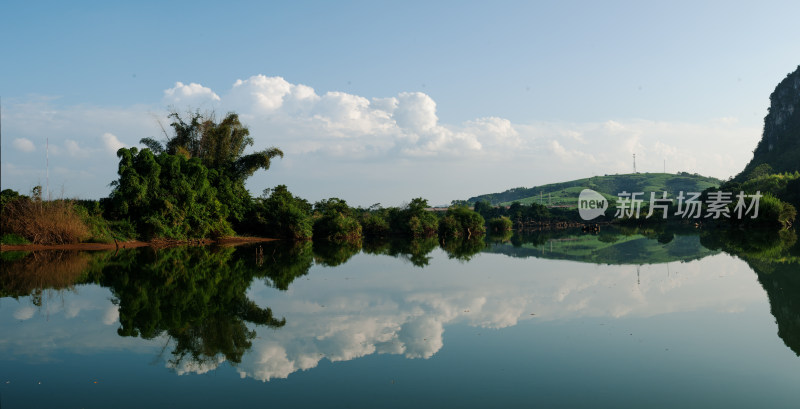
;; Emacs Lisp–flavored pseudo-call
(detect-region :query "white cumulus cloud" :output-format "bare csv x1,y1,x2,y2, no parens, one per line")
12,137,36,152
64,139,87,157
229,75,294,112
163,81,221,106
13,306,37,320
101,133,126,154
0,74,763,205
184,76,512,159
394,92,438,133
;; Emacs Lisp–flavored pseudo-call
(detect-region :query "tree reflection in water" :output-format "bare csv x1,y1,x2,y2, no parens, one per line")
362,237,438,267
96,246,287,367
3,227,800,369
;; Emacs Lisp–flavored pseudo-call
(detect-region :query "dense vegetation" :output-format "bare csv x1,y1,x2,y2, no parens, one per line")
104,112,283,239
248,185,313,240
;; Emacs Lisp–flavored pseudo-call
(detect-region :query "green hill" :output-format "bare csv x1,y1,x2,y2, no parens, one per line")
465,172,722,207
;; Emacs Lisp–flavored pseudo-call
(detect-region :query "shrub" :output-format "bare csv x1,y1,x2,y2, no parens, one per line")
359,212,390,238
312,198,362,242
747,192,796,228
438,206,486,239
106,148,233,240
250,185,313,240
388,198,439,238
1,189,24,209
487,216,513,233
313,211,362,242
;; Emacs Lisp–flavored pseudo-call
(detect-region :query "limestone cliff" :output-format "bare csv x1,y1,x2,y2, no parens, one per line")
736,65,800,181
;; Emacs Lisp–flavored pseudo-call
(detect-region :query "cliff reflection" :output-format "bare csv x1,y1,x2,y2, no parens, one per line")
701,228,800,356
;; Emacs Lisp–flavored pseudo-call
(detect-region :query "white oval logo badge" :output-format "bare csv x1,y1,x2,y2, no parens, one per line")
578,189,608,221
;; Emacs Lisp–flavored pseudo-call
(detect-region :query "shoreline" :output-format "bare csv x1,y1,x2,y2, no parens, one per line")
0,236,277,252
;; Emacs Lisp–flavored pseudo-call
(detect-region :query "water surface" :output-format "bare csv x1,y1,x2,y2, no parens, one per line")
2,227,799,408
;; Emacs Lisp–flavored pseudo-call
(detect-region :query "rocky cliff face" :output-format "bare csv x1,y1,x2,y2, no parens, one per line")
736,65,800,181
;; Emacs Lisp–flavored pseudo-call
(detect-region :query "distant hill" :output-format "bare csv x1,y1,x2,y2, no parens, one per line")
735,65,800,182
464,172,722,207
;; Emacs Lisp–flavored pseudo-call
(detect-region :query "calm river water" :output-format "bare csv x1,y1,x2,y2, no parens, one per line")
1,227,799,408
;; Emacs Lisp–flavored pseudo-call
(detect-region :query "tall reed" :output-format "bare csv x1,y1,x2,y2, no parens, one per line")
2,197,90,244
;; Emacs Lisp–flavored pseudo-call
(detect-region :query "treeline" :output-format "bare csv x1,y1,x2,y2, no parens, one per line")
247,192,487,242
0,111,495,245
2,110,796,246
714,171,798,229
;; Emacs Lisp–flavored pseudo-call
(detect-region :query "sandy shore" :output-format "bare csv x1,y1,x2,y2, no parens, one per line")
0,236,277,252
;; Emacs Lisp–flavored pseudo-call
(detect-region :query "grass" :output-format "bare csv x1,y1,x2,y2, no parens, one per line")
1,197,91,244
0,196,139,246
468,172,722,207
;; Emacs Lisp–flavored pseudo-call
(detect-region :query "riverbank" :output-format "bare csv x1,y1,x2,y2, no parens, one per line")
0,236,277,252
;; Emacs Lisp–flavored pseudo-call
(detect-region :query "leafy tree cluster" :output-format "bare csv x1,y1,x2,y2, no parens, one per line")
388,198,440,238
105,147,232,239
473,200,557,226
718,172,798,228
359,211,391,237
487,216,513,233
249,185,313,240
106,111,283,239
349,198,441,239
312,198,362,242
438,205,486,239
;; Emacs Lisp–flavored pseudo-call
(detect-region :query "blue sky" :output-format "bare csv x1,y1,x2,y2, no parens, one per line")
3,1,800,206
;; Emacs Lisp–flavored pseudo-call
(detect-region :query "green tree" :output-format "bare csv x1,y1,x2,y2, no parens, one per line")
313,198,362,242
249,185,313,240
141,111,283,225
107,147,232,239
359,211,391,238
388,198,439,238
487,216,513,233
438,205,486,239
